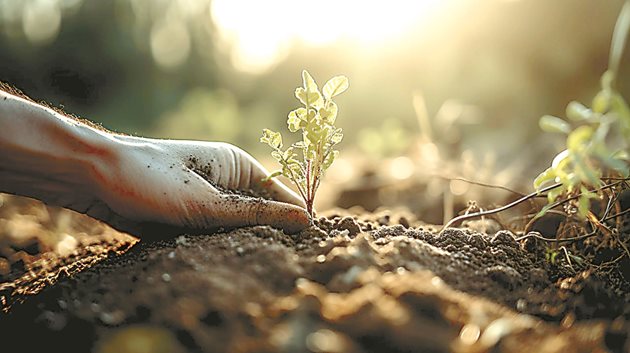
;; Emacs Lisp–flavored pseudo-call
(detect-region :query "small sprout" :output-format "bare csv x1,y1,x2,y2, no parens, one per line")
534,74,629,220
261,70,348,217
534,2,630,222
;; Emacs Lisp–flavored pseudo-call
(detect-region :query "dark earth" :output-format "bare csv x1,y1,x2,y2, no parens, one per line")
0,195,628,353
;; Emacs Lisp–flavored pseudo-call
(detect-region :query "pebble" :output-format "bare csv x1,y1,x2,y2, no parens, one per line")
57,300,67,310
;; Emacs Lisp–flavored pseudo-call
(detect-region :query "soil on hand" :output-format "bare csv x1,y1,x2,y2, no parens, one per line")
1,203,627,353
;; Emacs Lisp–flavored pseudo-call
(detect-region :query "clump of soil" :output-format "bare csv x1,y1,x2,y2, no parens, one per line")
186,156,273,200
0,208,627,353
0,194,137,312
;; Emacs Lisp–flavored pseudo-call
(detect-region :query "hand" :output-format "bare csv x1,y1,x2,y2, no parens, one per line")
84,136,311,235
0,89,311,237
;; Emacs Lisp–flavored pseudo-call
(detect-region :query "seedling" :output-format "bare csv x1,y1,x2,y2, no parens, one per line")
533,1,630,220
261,70,348,217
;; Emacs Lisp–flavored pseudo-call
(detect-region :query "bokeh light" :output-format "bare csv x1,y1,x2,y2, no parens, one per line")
211,0,445,73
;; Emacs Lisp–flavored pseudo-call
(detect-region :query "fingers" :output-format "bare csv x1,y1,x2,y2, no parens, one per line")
216,195,311,234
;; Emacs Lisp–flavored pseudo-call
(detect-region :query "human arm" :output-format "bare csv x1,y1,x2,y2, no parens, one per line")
0,89,310,235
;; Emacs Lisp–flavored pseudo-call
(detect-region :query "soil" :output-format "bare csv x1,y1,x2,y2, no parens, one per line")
0,200,628,353
186,155,273,200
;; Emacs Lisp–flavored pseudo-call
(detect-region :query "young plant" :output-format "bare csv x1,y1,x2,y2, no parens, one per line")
533,2,630,219
260,70,348,217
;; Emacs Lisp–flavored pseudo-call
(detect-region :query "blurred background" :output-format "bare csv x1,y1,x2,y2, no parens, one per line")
1,0,629,225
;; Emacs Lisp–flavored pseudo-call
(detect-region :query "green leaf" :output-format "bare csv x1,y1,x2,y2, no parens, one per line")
602,155,629,176
611,93,630,139
549,250,558,264
305,124,324,146
613,149,630,160
298,70,324,108
572,153,600,186
593,89,612,113
547,184,566,203
302,70,319,93
295,87,323,108
566,101,591,122
568,254,584,266
288,163,303,175
567,125,593,151
577,187,595,219
551,149,570,169
271,150,283,161
611,93,630,120
533,167,556,189
288,108,308,124
283,147,296,161
535,202,557,220
297,107,308,119
306,108,317,122
281,165,291,178
540,115,571,134
305,146,316,160
287,111,301,132
262,170,283,182
261,129,283,149
322,150,339,170
319,102,338,124
323,75,349,100
330,128,343,144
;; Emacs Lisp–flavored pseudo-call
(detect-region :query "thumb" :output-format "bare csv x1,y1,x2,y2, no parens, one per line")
217,195,311,234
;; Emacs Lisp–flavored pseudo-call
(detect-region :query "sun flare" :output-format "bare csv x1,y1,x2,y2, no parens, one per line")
211,0,444,73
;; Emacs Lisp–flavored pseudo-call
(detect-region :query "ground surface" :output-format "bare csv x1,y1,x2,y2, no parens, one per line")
0,195,628,353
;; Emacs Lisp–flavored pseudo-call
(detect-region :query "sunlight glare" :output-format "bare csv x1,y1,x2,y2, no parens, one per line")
211,0,443,73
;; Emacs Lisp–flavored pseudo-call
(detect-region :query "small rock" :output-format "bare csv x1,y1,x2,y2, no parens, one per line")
377,214,391,226
398,216,410,228
37,311,67,331
175,236,190,246
56,234,78,257
336,217,361,236
99,310,126,326
485,265,522,289
490,231,517,248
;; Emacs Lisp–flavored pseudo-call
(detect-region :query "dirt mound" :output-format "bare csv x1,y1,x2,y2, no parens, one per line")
1,211,627,353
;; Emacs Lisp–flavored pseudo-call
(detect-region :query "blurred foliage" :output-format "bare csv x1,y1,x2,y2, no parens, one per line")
154,88,240,142
534,1,630,220
357,119,412,158
1,0,629,189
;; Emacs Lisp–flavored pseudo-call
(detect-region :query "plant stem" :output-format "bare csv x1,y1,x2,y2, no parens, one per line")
439,182,563,234
285,165,308,209
609,0,630,79
306,159,311,201
306,199,313,218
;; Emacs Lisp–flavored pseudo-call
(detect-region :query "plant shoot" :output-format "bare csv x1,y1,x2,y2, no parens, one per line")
261,70,348,217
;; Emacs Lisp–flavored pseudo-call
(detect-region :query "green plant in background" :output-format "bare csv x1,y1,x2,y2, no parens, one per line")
261,70,348,217
534,1,630,220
